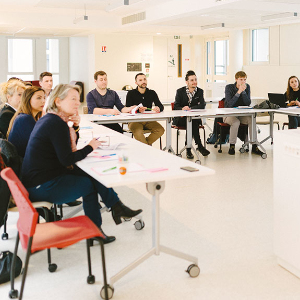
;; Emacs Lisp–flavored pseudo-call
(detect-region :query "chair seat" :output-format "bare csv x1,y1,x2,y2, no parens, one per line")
8,201,53,212
31,216,103,253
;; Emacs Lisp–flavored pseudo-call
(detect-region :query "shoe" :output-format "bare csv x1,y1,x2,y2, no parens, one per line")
65,200,82,207
91,227,116,245
186,148,194,159
197,144,210,156
252,145,264,156
228,144,235,155
111,201,142,225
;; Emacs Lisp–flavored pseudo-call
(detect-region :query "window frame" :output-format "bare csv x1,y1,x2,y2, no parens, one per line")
250,27,270,65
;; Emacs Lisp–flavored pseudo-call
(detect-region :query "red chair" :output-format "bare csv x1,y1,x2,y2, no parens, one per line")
214,99,248,153
1,167,109,300
171,102,206,155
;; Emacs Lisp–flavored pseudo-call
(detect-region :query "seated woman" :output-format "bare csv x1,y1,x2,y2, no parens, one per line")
7,86,45,157
0,80,26,138
21,83,142,244
284,76,300,129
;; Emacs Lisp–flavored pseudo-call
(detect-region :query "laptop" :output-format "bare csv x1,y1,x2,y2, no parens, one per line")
268,93,286,108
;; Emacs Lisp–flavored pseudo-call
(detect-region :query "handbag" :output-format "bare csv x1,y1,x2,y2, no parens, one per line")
0,251,22,284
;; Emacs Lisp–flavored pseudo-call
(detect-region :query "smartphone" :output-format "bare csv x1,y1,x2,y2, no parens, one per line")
180,166,199,172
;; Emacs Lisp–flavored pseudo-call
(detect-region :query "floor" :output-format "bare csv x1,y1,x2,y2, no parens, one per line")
1,111,300,300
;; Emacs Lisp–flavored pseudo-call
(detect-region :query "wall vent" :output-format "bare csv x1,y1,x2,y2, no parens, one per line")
122,11,146,25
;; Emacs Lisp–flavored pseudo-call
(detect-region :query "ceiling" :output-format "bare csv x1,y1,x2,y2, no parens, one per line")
1,0,300,37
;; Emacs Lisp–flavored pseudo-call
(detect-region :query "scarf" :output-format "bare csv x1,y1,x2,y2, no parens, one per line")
49,112,77,152
186,86,197,106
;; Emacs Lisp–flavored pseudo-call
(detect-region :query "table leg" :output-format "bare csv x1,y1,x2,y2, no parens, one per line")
162,118,176,154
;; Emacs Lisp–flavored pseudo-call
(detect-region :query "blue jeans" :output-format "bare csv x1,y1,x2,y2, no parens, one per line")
288,115,300,129
27,168,119,227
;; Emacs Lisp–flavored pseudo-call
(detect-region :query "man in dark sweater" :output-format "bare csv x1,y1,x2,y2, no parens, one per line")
224,71,263,155
87,71,135,133
173,70,210,158
125,73,165,145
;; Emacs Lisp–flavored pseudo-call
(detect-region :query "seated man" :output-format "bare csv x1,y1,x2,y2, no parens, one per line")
173,70,210,159
224,71,263,155
40,71,53,115
87,71,135,133
125,73,165,146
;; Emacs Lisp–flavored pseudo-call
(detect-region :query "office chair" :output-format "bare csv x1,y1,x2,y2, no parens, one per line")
1,167,110,300
171,102,206,155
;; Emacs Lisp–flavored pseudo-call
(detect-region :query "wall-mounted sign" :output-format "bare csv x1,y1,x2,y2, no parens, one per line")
168,55,175,67
174,36,180,39
146,68,149,73
127,63,142,72
145,63,150,68
102,46,107,52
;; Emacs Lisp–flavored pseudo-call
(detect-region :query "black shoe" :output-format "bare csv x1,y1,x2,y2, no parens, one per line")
186,148,194,159
92,228,116,245
111,201,142,225
197,145,210,156
65,200,82,207
252,145,264,156
228,144,235,155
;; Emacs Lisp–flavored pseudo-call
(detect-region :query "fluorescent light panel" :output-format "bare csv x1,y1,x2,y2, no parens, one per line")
201,23,224,30
73,15,88,24
261,12,297,22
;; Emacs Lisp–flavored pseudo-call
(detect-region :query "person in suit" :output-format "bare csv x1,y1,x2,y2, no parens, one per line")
7,86,45,158
173,70,210,159
21,83,142,244
0,79,26,138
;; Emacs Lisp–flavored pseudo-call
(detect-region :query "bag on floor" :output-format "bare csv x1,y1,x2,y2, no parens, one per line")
0,251,22,284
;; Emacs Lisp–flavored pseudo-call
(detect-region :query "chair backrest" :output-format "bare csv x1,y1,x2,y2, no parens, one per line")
218,98,225,108
82,106,88,114
1,167,39,249
171,102,175,110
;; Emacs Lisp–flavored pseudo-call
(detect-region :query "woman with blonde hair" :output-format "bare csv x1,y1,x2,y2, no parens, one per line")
8,86,45,157
0,79,26,138
21,83,142,243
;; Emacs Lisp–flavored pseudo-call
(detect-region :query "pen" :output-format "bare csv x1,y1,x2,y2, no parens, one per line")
100,154,116,158
102,166,117,172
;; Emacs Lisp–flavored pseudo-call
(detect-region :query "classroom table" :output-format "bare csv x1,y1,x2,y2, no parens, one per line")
77,119,215,298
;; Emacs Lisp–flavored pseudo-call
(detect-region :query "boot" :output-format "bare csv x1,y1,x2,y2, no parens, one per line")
111,201,142,225
252,145,264,156
228,144,235,155
197,143,210,156
91,227,116,245
186,148,194,159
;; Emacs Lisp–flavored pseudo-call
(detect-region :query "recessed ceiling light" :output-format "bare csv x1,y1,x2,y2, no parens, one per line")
261,12,297,22
156,33,161,35
201,23,225,30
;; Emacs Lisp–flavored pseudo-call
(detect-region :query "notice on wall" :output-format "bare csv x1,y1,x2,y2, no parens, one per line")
102,46,107,52
127,63,142,72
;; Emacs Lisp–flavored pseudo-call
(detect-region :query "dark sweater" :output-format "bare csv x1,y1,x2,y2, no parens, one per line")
22,113,93,188
8,113,36,158
225,83,251,108
125,87,164,112
174,86,206,110
0,104,16,138
284,89,300,103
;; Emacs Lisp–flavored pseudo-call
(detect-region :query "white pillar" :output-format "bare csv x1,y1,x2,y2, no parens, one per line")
229,30,243,80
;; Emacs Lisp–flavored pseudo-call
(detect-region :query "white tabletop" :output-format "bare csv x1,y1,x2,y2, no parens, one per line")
77,119,215,188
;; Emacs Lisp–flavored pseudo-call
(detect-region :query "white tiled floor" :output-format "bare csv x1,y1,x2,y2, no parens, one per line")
1,112,300,300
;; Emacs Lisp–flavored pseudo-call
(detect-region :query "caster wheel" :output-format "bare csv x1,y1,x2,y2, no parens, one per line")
258,129,261,134
9,289,18,299
218,149,222,153
122,217,131,222
195,160,201,165
48,263,57,273
261,153,267,159
168,149,172,153
214,145,217,148
186,264,200,278
87,274,95,284
239,148,245,153
271,141,273,145
176,154,182,157
134,220,145,230
2,233,8,240
245,148,249,153
100,285,114,299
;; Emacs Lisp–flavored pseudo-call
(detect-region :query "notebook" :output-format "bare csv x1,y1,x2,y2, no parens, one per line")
268,93,286,108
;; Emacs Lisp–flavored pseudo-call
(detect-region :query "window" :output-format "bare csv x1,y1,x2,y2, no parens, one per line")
252,28,269,62
7,38,34,81
206,41,211,75
214,40,229,75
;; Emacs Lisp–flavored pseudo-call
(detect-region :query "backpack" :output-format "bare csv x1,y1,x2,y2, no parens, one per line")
0,251,22,284
253,100,280,109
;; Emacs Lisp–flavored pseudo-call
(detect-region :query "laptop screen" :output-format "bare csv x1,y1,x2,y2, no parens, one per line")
268,93,286,108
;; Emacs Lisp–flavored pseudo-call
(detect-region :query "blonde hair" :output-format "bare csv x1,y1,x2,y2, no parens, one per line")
0,80,26,104
46,83,81,113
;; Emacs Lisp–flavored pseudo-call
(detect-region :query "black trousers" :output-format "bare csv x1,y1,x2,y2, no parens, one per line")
102,123,123,134
175,117,202,145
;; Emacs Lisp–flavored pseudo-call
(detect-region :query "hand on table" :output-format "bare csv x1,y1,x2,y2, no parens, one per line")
88,138,103,150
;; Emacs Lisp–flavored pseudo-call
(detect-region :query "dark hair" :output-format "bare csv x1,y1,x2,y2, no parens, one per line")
94,71,107,80
7,86,45,136
39,72,52,81
135,73,145,81
185,70,196,81
286,76,300,101
235,71,247,79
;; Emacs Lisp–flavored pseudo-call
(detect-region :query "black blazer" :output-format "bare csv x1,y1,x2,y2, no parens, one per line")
173,87,206,125
0,105,16,138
